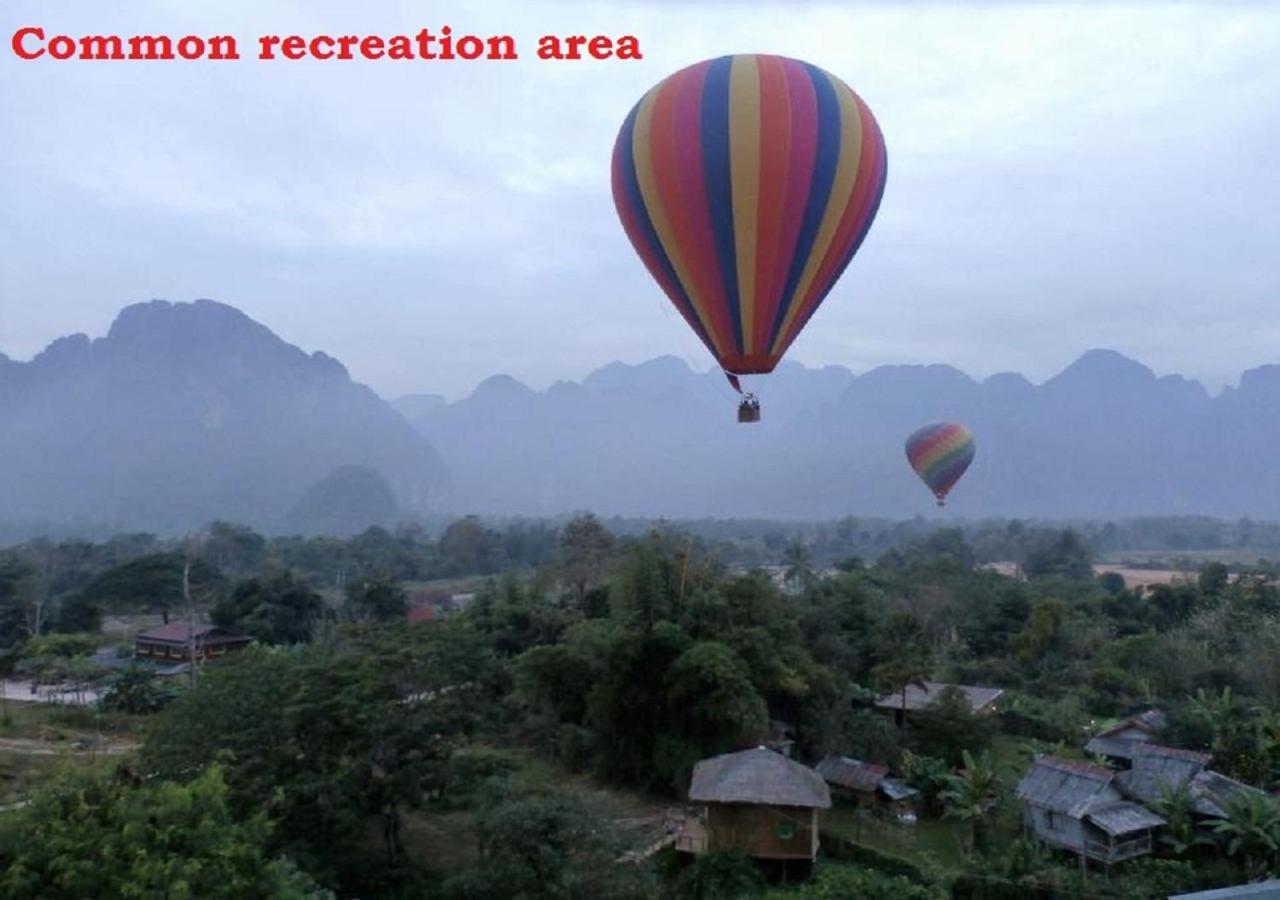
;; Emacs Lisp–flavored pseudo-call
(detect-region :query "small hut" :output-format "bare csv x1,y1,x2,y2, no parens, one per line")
688,747,831,865
814,755,918,820
874,681,1003,727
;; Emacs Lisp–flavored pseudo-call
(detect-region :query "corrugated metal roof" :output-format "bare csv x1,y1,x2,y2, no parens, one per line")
880,777,919,801
1134,743,1212,764
1016,757,1119,817
689,747,831,809
1085,736,1141,759
1096,708,1166,739
815,755,887,793
1190,769,1267,819
1086,802,1167,836
1169,880,1280,899
874,681,1004,713
1115,745,1209,806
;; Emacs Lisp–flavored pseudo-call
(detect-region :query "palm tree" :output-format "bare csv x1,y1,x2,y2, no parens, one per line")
1212,792,1280,879
1154,781,1211,855
1190,686,1249,756
782,540,815,591
942,749,1001,854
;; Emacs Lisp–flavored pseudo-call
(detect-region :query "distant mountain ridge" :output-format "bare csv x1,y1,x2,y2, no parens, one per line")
396,348,1280,520
5,300,1278,533
0,299,445,535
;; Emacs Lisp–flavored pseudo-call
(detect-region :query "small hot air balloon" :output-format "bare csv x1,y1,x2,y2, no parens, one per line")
611,54,887,422
905,422,975,506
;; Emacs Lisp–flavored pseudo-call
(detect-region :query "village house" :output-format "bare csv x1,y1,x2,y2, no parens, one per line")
1015,757,1166,864
814,755,918,821
1085,708,1168,765
686,746,831,875
1114,743,1265,818
133,622,253,663
874,681,1004,727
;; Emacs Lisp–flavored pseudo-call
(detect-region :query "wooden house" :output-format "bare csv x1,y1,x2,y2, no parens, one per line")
1016,757,1165,864
687,747,831,866
874,681,1003,727
1085,708,1168,765
134,623,252,663
1115,743,1265,819
814,755,918,820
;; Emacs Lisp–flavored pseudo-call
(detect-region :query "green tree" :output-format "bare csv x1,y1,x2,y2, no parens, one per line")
1211,792,1280,879
559,514,616,605
142,624,496,892
783,539,816,591
774,862,944,899
0,765,330,899
666,641,769,755
441,780,655,900
1012,598,1066,664
344,574,408,622
101,664,179,714
941,749,1001,854
668,851,765,899
439,516,504,575
912,686,994,767
1021,530,1092,580
1154,782,1211,855
77,552,225,621
211,570,324,644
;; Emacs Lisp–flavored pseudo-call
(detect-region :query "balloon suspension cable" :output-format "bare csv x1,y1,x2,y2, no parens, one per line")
724,371,743,394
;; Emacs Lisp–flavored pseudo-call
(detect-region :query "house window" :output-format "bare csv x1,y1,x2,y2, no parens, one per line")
1046,811,1056,829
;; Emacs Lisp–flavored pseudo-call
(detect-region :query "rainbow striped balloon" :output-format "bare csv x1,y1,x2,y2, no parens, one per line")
905,422,976,506
611,54,887,378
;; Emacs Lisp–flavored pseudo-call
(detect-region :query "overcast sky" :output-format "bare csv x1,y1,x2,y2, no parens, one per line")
1,1,1277,400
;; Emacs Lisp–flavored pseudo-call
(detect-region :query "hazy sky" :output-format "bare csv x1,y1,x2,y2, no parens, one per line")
2,1,1277,400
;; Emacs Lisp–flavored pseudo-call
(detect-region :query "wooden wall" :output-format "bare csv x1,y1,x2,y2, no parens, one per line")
707,803,818,860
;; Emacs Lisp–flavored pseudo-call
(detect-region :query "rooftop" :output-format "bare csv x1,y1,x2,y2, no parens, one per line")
136,623,250,644
1016,757,1118,817
1085,802,1167,836
1168,880,1280,899
815,755,889,793
689,747,831,809
1096,708,1167,739
874,681,1004,713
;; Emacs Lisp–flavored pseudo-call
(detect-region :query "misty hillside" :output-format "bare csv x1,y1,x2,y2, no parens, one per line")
398,351,1280,520
0,300,444,535
5,300,1279,534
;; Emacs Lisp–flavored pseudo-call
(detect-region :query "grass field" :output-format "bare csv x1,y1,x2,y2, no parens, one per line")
0,703,146,804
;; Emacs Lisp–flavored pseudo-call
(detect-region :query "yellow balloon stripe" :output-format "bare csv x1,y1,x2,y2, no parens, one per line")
729,55,761,353
770,74,864,355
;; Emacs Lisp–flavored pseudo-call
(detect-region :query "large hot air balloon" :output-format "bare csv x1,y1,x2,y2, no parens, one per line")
611,54,887,422
905,422,975,507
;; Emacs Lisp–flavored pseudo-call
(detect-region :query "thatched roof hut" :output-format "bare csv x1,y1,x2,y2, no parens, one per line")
687,747,829,864
689,747,830,809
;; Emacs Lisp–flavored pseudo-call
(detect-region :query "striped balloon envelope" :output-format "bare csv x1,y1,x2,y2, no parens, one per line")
905,422,976,506
611,54,887,385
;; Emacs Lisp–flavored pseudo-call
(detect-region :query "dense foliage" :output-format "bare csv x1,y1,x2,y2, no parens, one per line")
1,514,1279,896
